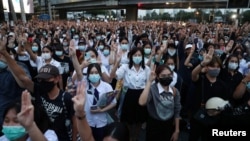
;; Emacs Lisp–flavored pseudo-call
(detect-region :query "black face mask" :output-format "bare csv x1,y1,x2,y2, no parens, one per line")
38,81,55,94
159,77,173,86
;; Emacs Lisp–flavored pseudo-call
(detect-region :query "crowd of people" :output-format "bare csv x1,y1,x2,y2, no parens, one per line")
0,19,250,141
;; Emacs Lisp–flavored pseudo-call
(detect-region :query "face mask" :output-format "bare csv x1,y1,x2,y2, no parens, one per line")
228,62,238,70
98,45,104,50
78,45,86,51
207,68,220,77
175,41,179,46
162,40,167,44
121,44,129,50
133,56,142,65
62,34,66,38
168,65,175,71
0,60,7,69
96,36,101,40
159,77,173,86
74,35,79,40
55,51,63,56
88,74,101,83
167,49,176,56
2,126,27,141
246,82,250,90
144,48,151,55
32,46,38,52
85,52,91,60
215,49,224,55
71,29,75,32
43,32,46,36
38,81,55,94
42,53,51,60
198,55,203,61
89,58,97,64
103,49,110,56
63,42,68,46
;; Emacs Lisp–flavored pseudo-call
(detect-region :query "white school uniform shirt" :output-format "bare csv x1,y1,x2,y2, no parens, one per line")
116,64,151,89
170,72,177,87
0,129,58,141
36,56,63,74
84,80,116,128
98,50,111,72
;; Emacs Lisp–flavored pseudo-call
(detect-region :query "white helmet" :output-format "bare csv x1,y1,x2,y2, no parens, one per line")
205,97,229,111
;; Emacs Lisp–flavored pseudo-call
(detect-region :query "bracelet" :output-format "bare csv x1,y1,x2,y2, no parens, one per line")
200,63,205,68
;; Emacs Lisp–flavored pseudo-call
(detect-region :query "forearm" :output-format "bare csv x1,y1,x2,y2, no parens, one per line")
76,113,95,141
101,103,116,112
191,62,204,81
71,54,83,81
27,123,47,141
233,79,248,99
109,61,119,80
184,53,193,67
174,118,180,133
138,80,151,106
72,116,78,141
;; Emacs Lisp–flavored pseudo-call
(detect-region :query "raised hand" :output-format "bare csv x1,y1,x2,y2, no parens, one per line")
202,48,214,66
72,81,86,117
0,36,7,53
149,65,156,82
69,39,76,57
225,40,234,53
17,90,34,130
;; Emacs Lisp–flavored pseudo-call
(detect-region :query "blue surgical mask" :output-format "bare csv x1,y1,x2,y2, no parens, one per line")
198,55,203,61
133,56,142,65
99,45,104,50
246,82,250,89
55,51,63,56
167,49,176,56
0,60,7,69
32,46,38,52
85,52,91,60
96,36,101,40
2,126,27,141
228,62,238,70
63,42,68,46
207,68,220,77
78,45,86,51
89,58,97,64
144,48,151,55
121,44,129,50
103,49,110,56
88,74,101,83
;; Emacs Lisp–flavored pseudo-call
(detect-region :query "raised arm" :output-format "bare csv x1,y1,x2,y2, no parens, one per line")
72,82,95,141
191,48,214,82
139,65,156,106
0,37,34,92
18,90,48,141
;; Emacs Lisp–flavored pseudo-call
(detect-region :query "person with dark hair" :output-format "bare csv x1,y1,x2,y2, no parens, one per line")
0,90,58,141
189,48,230,141
53,45,74,90
82,63,116,141
0,37,77,141
110,47,151,141
72,82,128,141
218,54,243,103
139,64,181,141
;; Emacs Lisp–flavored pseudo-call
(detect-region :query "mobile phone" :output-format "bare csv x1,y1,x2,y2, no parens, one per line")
91,106,98,110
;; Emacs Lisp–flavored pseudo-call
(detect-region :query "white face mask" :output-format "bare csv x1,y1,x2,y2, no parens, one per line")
42,53,51,60
168,65,175,71
167,49,176,56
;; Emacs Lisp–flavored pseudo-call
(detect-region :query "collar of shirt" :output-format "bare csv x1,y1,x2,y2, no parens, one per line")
157,83,173,94
131,65,143,73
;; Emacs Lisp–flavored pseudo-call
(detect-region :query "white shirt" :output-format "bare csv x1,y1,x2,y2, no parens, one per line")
170,72,177,87
36,56,63,74
98,51,111,72
116,64,151,89
84,80,116,128
0,129,58,141
120,51,129,65
157,83,174,94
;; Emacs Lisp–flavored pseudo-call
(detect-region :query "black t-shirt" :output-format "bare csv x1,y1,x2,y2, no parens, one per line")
53,55,74,89
192,74,230,114
33,83,74,141
218,68,243,102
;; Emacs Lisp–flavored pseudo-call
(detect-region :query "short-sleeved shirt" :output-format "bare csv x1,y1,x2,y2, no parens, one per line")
0,129,58,141
33,83,74,141
85,81,116,128
116,64,151,89
36,57,63,74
